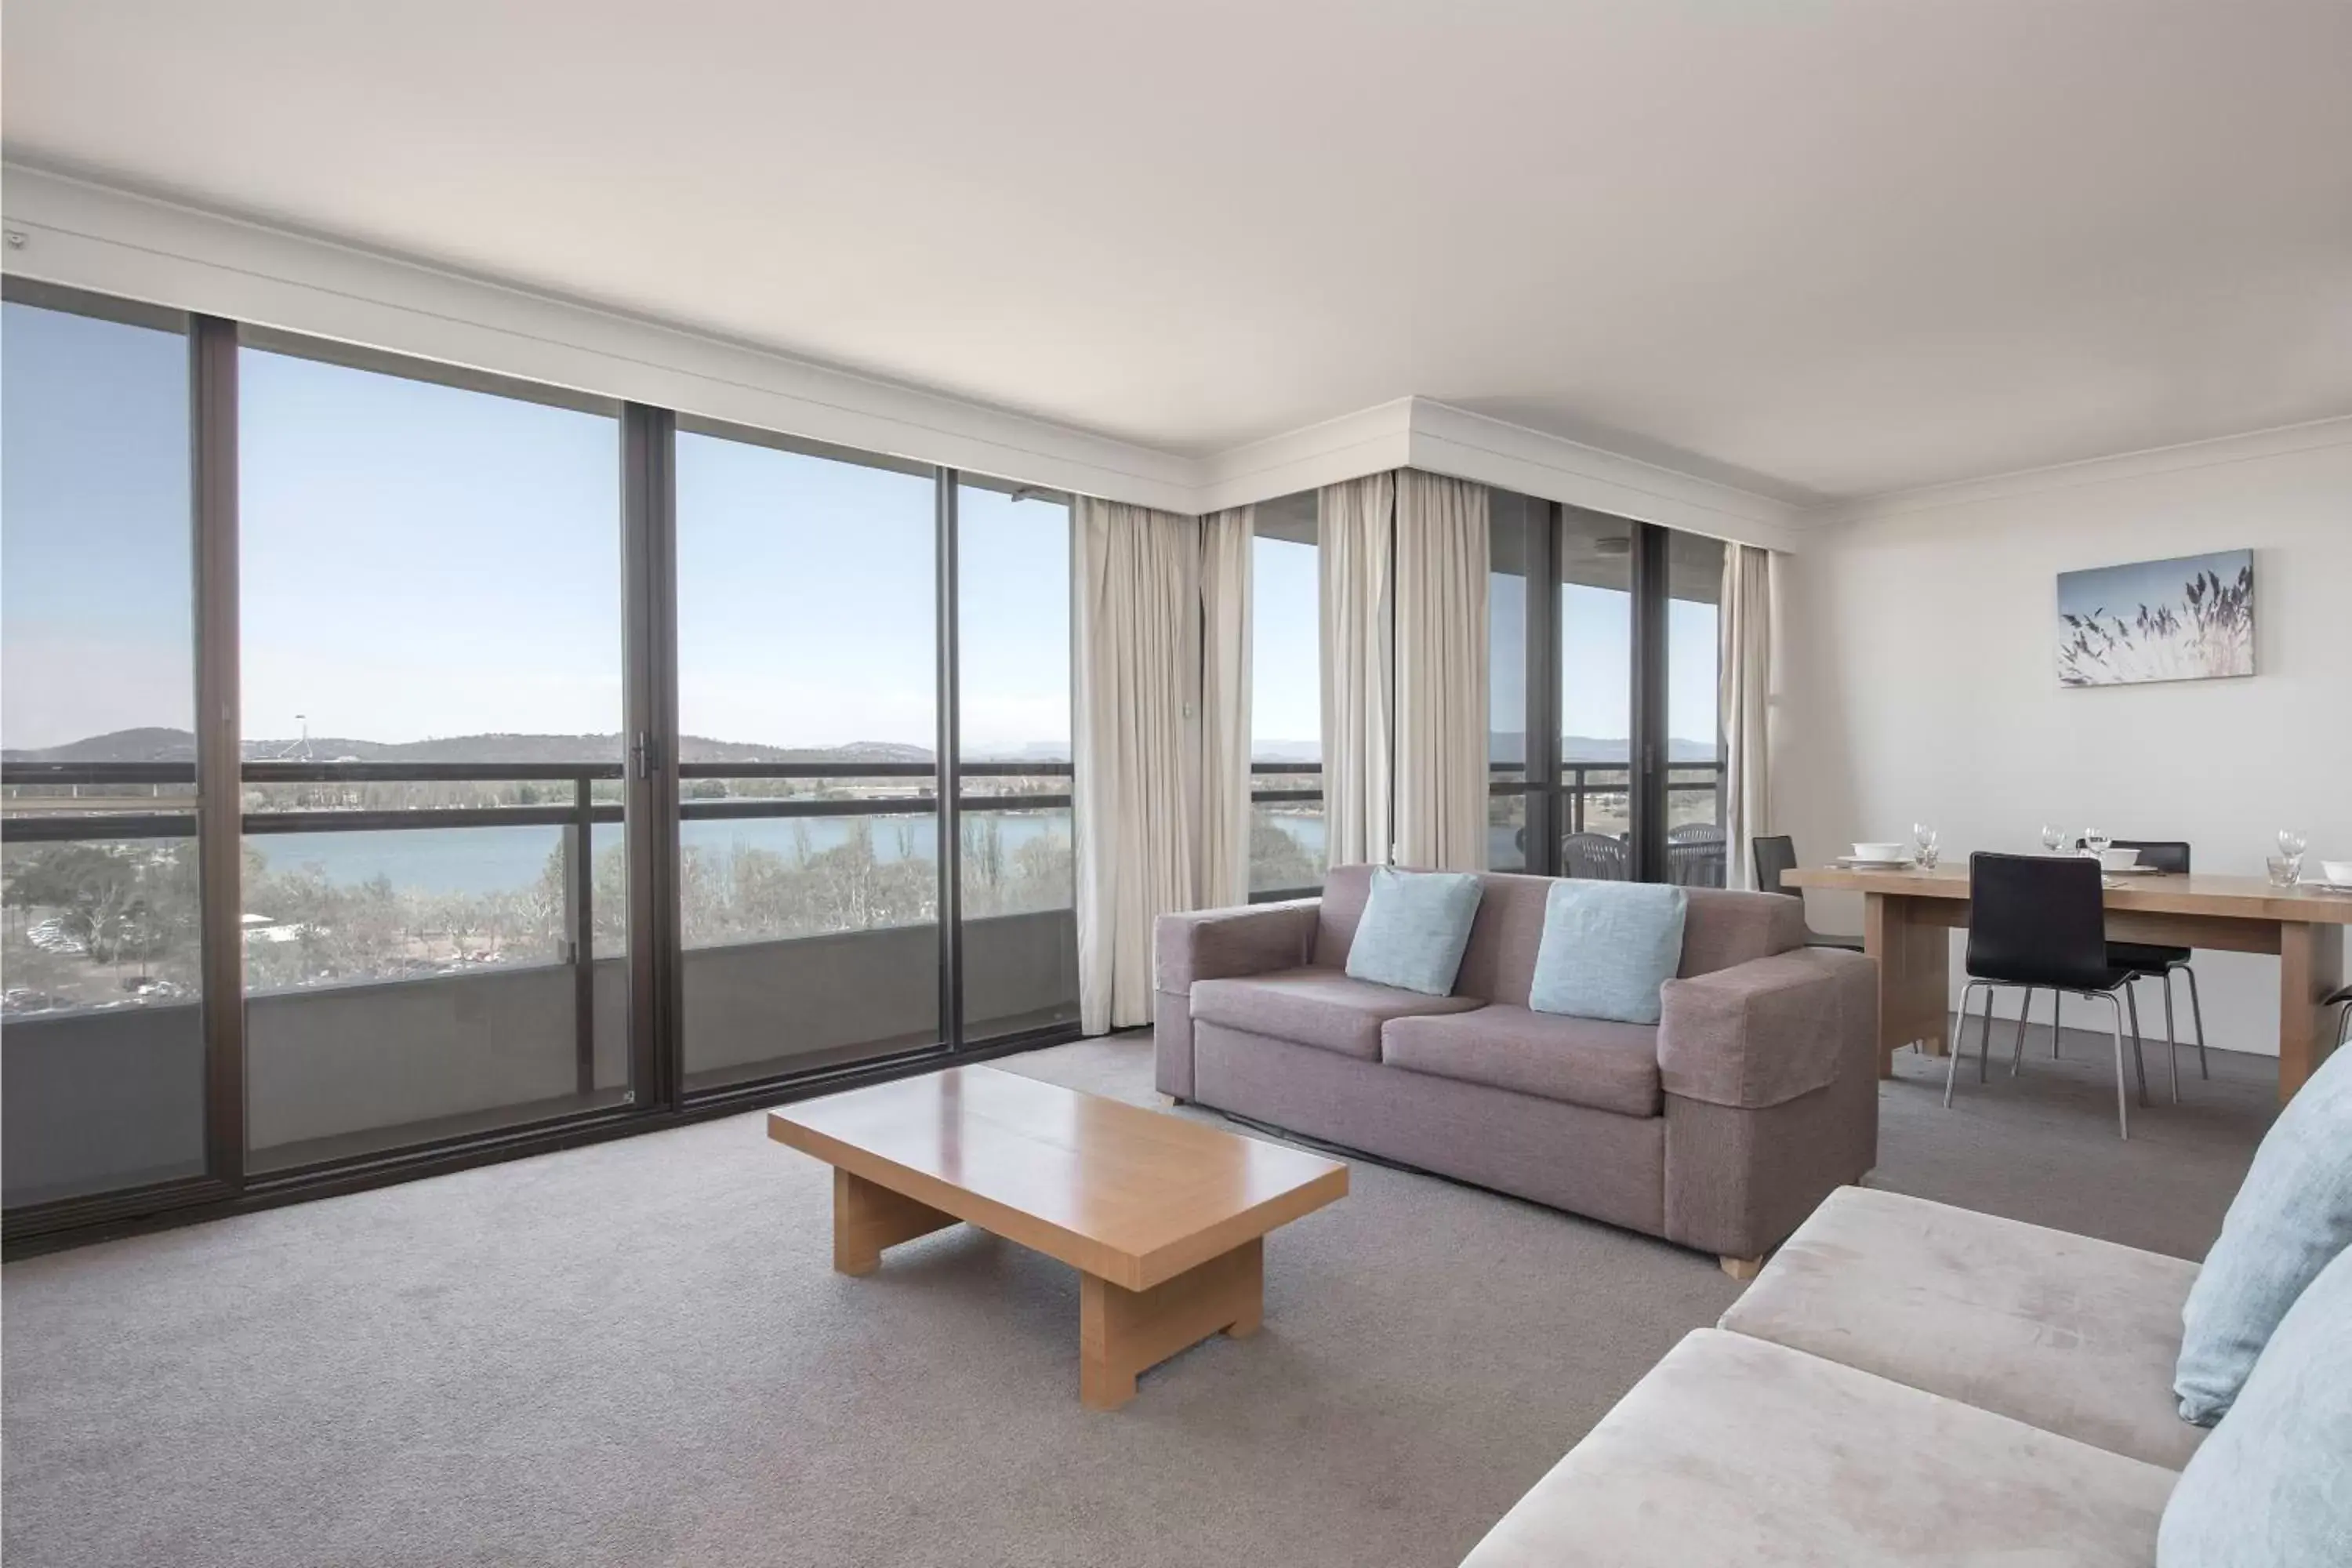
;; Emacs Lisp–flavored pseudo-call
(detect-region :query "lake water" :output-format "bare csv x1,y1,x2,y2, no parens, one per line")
249,812,1072,896
241,811,1524,897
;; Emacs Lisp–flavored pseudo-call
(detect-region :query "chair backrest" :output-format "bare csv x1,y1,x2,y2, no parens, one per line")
1752,834,1798,898
2074,837,2191,874
1668,823,1725,843
1966,851,2114,989
1666,840,1726,887
1560,833,1631,880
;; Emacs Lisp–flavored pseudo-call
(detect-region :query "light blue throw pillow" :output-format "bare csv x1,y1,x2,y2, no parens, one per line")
1344,867,1483,996
1527,880,1688,1025
2158,1240,2352,1566
2176,1040,2352,1425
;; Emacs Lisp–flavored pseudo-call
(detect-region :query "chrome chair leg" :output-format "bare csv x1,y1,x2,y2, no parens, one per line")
2160,971,2180,1103
1979,982,1999,1083
2124,985,2149,1107
2100,989,2131,1140
2049,991,2062,1058
2010,986,2034,1076
2182,965,2209,1079
1944,983,1982,1108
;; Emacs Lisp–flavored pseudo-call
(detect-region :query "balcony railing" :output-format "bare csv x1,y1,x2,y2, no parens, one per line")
2,756,1075,1025
1247,757,1728,898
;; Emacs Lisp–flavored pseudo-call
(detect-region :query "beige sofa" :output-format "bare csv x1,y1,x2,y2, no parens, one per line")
1155,866,1880,1270
1461,1185,2201,1566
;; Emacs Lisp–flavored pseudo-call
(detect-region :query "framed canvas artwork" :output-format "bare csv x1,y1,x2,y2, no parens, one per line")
2056,550,2254,687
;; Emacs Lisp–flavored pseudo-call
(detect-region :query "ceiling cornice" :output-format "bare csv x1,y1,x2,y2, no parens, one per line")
0,161,1800,546
1798,413,2352,532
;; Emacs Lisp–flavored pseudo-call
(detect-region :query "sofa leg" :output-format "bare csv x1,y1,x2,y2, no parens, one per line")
1156,1094,1183,1108
1719,1254,1765,1282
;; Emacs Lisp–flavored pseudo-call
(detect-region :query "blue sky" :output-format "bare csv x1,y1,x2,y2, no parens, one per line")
5,296,1715,759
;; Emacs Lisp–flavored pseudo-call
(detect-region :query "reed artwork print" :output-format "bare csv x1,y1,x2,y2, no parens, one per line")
2055,550,2255,688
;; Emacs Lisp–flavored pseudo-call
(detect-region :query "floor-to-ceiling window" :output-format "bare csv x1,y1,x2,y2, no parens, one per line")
2,282,1090,1247
237,334,632,1168
1249,491,1323,898
1,285,208,1207
673,423,941,1090
1665,532,1727,887
1487,491,1539,871
955,477,1077,1040
1557,507,1637,880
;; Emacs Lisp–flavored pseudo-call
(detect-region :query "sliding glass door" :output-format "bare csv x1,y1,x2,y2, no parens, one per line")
954,477,1078,1042
672,423,942,1091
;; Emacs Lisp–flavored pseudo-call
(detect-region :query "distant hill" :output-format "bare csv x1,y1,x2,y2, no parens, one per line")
2,728,938,766
1,727,201,764
7,728,1706,768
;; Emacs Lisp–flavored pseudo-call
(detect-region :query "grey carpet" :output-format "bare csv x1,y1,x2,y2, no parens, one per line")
2,1022,2277,1568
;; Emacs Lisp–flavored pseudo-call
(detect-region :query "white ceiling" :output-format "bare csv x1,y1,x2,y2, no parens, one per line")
5,0,2350,503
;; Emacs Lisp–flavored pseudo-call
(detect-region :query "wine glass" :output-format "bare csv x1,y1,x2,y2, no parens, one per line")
2040,824,2068,855
2084,828,2111,861
1912,822,1940,870
2279,829,2308,858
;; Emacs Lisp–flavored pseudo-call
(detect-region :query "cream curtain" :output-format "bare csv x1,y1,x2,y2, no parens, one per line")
1318,473,1396,867
1196,507,1254,909
1392,471,1490,870
1073,499,1199,1033
1720,543,1774,891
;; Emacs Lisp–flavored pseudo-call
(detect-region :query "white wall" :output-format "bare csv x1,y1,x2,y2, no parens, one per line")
1776,423,2352,1056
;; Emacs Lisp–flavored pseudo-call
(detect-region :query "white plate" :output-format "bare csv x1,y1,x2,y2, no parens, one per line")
2299,880,2352,896
2101,863,2165,876
1833,856,1915,869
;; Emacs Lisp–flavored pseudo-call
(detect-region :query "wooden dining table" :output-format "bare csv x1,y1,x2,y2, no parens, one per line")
1780,864,2350,1102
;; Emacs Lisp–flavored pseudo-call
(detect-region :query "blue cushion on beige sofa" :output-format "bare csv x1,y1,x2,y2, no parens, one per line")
2175,1039,2352,1425
1343,866,1483,996
1528,880,1688,1025
2158,1240,2352,1566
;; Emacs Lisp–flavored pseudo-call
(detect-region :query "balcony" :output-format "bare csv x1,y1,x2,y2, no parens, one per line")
1,758,1076,1208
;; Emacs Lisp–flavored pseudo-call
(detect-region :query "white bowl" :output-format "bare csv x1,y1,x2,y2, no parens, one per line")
1853,842,1907,862
2321,859,2352,887
2098,848,2141,872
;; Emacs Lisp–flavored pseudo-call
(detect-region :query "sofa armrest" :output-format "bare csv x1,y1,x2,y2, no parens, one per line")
1153,901,1319,993
1659,947,1878,1110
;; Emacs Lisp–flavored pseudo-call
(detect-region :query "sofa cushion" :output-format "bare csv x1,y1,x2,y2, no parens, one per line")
1719,1186,2205,1470
1529,880,1687,1024
1343,866,1484,996
2159,1241,2352,1566
1678,885,1806,977
1381,1005,1661,1117
2175,1036,2352,1425
1458,1329,2174,1568
1190,967,1480,1061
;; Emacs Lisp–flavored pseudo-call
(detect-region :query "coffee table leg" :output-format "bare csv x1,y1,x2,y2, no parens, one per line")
833,1168,956,1276
1078,1237,1264,1410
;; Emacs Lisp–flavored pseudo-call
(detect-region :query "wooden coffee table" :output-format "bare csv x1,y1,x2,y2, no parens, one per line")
767,1065,1348,1410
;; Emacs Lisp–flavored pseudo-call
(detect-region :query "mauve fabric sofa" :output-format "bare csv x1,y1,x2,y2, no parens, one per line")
1152,866,1879,1270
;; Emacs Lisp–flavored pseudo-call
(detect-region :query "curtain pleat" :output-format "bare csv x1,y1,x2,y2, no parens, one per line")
1197,507,1254,908
1318,474,1395,867
1073,499,1198,1033
1720,543,1774,890
1392,471,1490,869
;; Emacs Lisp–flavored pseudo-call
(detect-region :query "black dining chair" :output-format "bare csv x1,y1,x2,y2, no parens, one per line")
1751,835,1865,952
1948,852,2148,1138
2332,982,2352,1051
2037,838,2206,1101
